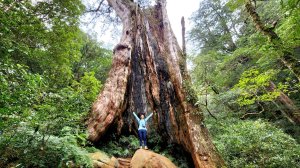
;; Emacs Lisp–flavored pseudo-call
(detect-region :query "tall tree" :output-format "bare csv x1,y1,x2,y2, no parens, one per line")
242,0,300,123
228,0,300,81
190,0,238,53
73,33,112,83
0,0,85,87
87,0,225,167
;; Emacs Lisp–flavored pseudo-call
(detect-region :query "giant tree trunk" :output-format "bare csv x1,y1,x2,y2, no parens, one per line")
87,0,225,167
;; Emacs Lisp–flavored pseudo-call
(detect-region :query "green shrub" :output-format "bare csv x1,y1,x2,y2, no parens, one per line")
206,117,300,167
0,127,93,168
0,63,44,131
99,133,193,167
147,132,193,168
100,135,139,157
0,62,101,167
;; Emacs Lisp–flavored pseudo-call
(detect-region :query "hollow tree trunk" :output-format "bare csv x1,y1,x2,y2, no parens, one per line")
87,0,225,167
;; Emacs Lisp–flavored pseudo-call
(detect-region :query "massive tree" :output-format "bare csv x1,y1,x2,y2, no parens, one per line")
87,0,225,167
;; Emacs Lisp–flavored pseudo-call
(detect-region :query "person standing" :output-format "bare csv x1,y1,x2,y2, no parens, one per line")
132,112,153,149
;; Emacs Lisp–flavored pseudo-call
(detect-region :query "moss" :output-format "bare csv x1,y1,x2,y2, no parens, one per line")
182,80,203,116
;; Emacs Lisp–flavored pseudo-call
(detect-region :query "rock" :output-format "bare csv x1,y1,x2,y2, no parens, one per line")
88,151,119,168
130,149,177,168
89,149,177,168
117,158,131,168
89,151,111,163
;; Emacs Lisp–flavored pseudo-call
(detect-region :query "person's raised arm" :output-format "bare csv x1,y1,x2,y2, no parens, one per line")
145,112,153,121
132,112,140,122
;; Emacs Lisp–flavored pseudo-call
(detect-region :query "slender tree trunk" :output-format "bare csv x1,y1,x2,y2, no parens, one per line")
268,82,300,124
87,0,225,167
211,0,237,52
245,0,300,81
245,1,279,40
214,12,236,52
181,16,187,56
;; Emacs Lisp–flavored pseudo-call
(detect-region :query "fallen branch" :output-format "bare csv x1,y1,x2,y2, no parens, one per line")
241,101,264,119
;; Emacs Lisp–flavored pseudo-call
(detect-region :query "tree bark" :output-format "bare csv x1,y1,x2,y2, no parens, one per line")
245,0,300,81
245,1,279,40
268,82,300,124
181,16,187,56
87,0,225,167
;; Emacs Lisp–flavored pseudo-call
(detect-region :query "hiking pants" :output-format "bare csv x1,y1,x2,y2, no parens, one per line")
138,129,147,146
